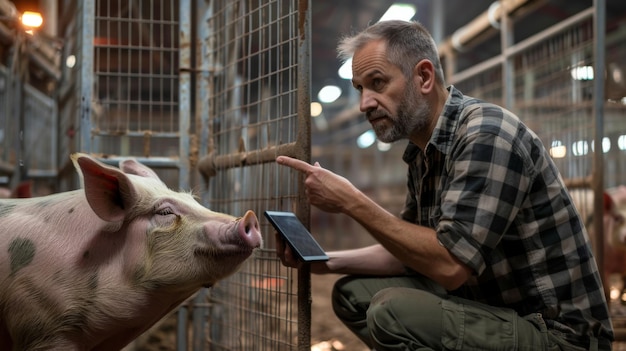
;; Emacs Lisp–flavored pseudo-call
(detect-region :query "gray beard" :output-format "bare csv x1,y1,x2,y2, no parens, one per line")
373,84,431,143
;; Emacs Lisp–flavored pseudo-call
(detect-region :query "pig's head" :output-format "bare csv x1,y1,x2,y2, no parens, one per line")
71,153,262,290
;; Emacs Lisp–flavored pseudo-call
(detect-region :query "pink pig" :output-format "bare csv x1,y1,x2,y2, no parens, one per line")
0,153,262,350
571,186,626,298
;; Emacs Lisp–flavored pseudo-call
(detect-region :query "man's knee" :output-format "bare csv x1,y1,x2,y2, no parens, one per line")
331,275,367,322
367,287,444,349
367,287,441,330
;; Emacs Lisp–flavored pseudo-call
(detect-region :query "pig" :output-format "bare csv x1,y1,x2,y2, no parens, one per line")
570,186,626,299
0,181,31,199
0,153,262,351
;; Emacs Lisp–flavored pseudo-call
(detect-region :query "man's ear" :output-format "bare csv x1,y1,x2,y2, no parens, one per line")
412,59,436,93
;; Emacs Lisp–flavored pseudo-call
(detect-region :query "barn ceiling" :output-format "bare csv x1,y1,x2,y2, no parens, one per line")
7,0,626,140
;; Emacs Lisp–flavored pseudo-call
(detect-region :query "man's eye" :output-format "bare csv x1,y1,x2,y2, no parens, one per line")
372,78,383,89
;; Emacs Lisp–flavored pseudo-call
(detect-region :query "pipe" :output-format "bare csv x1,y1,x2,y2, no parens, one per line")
197,142,298,179
439,0,534,55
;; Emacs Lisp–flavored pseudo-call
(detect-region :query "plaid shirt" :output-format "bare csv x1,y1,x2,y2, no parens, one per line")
400,86,614,341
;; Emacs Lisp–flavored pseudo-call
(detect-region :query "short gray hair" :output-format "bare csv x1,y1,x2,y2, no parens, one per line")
337,20,445,84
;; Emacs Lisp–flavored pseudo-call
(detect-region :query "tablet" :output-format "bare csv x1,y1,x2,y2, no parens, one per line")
264,211,329,262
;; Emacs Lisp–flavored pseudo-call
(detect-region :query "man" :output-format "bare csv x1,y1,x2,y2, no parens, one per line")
276,20,614,350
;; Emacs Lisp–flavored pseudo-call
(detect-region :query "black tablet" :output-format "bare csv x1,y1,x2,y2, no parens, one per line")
264,211,329,262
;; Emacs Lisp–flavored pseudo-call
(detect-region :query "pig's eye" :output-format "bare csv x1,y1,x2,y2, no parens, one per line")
157,207,175,216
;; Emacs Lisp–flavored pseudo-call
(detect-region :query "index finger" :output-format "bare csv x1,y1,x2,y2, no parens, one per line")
276,156,315,174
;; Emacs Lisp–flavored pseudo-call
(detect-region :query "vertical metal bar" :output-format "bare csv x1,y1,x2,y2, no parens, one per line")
11,69,22,188
79,0,95,153
178,0,193,349
192,2,210,330
592,0,606,295
431,1,444,44
296,1,312,350
198,1,214,206
500,2,514,110
177,305,189,351
192,289,209,351
179,0,192,191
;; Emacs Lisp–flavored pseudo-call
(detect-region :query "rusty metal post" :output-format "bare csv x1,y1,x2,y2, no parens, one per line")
296,1,312,349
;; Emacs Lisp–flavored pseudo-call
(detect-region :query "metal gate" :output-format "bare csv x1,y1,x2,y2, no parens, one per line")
58,0,187,191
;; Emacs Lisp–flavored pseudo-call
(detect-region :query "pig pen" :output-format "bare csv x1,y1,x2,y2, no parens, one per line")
9,0,626,349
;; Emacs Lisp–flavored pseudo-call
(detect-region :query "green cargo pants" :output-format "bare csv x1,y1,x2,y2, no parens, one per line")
331,275,609,351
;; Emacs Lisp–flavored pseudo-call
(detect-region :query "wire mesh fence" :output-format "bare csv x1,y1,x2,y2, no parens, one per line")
194,0,311,350
91,0,180,160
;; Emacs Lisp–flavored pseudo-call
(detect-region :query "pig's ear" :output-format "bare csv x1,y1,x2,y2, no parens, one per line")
71,153,137,223
120,158,161,180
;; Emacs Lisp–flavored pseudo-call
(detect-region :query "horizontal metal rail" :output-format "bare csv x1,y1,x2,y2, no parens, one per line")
197,142,298,178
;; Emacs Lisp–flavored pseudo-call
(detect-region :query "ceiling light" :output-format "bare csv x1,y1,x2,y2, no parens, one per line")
603,137,611,153
337,4,417,81
357,130,376,149
572,140,589,156
318,85,342,103
21,11,43,29
310,102,323,117
379,3,417,22
619,135,626,150
549,145,566,158
66,55,76,68
338,58,352,80
549,140,566,158
377,140,392,152
571,66,594,81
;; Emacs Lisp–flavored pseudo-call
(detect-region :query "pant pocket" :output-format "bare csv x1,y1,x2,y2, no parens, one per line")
441,298,516,351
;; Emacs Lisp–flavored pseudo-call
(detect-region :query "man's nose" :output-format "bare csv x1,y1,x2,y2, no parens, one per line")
359,90,378,112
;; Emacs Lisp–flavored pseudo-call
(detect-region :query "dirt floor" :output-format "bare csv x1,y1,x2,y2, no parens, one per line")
310,274,370,351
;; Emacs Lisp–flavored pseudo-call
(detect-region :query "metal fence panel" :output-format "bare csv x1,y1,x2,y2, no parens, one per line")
451,8,626,189
512,16,596,185
68,0,187,189
23,84,57,178
0,66,57,184
193,1,311,350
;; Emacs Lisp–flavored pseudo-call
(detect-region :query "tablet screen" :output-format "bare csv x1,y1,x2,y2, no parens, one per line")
264,211,329,262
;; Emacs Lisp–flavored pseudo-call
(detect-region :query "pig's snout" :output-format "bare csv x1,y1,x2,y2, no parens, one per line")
239,210,262,248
